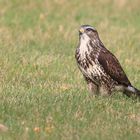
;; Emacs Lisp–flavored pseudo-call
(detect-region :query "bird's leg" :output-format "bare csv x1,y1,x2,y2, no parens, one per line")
99,85,111,96
87,82,98,97
84,76,98,96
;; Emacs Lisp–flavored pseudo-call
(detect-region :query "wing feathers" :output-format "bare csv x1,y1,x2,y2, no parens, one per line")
98,49,131,86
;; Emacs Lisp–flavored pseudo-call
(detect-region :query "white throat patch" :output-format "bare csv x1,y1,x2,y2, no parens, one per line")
79,33,91,58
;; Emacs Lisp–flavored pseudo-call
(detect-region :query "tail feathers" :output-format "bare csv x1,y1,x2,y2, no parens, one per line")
125,86,140,97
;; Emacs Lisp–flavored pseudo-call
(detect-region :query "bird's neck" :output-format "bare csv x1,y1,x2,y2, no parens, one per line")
79,35,91,58
78,34,103,60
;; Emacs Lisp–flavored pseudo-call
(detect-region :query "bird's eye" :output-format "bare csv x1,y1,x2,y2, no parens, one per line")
86,28,91,31
86,28,94,32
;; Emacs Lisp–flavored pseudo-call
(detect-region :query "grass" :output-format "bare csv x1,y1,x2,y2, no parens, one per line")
0,0,140,139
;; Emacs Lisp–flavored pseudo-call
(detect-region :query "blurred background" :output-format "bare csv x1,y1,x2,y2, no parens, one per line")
0,0,140,140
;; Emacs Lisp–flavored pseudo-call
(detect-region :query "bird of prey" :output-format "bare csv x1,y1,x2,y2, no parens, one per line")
75,25,140,97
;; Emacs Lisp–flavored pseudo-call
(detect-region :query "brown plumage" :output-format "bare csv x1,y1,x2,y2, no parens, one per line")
75,25,140,97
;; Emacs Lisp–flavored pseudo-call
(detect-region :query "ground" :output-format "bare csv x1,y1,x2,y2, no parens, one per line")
0,0,140,140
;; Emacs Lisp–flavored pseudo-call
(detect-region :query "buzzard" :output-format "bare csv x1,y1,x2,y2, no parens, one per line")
75,25,140,97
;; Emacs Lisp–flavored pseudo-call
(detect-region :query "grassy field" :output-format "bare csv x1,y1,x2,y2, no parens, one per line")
0,0,140,139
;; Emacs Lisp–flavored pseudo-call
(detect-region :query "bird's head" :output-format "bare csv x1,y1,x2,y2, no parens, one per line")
79,25,99,42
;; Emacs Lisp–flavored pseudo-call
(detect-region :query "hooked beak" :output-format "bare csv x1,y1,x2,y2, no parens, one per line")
79,27,85,35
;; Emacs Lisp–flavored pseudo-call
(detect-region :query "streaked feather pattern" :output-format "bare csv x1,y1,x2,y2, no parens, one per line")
75,25,140,97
